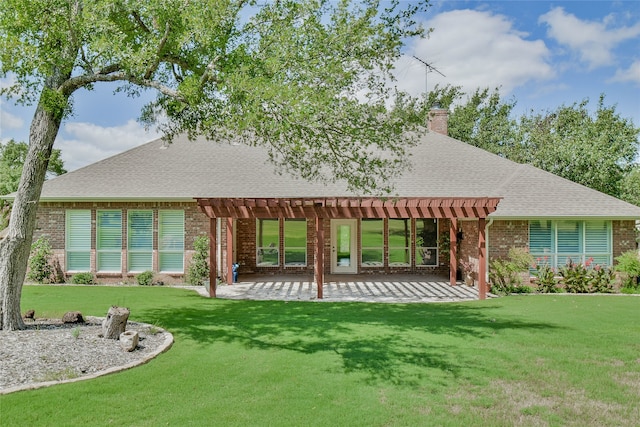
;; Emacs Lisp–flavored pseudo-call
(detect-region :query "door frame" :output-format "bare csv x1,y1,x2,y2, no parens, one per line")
330,219,358,274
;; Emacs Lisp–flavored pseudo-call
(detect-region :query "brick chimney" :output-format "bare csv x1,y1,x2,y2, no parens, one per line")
427,105,448,136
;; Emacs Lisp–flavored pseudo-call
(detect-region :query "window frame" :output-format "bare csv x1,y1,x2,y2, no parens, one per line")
529,220,612,268
415,218,439,267
127,210,153,273
65,210,92,272
388,218,411,267
256,218,280,267
284,219,307,267
158,210,185,273
96,210,122,273
360,219,384,267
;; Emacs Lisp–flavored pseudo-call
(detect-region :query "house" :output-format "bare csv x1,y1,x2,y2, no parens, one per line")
13,108,640,299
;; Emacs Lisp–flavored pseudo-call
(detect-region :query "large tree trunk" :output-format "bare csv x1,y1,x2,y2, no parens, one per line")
0,78,68,330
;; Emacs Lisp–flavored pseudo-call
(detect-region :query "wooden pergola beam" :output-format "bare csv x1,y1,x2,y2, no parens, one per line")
196,196,501,300
196,197,501,220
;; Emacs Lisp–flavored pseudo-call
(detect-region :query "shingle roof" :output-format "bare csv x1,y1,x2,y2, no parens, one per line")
35,131,640,219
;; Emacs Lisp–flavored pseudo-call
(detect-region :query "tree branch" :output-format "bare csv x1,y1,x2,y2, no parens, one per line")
60,70,185,102
131,10,150,33
144,21,171,80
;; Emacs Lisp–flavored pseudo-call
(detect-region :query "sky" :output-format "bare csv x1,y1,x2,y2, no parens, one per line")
1,0,639,172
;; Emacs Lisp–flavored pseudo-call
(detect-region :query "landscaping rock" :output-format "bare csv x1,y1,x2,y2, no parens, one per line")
62,311,84,324
119,330,139,352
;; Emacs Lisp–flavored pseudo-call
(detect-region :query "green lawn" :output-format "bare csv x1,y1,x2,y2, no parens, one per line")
2,286,639,426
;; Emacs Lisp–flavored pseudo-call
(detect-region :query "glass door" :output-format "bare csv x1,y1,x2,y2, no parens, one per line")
331,219,357,274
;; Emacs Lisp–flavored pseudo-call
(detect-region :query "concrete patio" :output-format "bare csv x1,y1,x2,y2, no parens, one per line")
194,274,496,303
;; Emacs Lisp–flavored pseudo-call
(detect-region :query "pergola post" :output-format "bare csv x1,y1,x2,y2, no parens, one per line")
315,217,324,299
449,218,458,286
226,217,234,284
208,217,217,298
478,217,487,300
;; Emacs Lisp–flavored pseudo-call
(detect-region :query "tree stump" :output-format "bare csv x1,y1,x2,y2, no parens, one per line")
102,306,130,339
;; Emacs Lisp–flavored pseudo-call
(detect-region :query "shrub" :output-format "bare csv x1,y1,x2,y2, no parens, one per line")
27,236,54,283
615,250,640,289
512,285,533,294
589,265,615,293
558,258,615,293
532,258,558,293
559,260,591,293
187,235,210,286
70,272,95,285
489,248,534,295
137,271,154,286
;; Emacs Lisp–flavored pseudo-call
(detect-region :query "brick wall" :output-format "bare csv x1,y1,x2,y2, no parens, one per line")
34,202,637,283
613,220,638,258
488,220,529,260
35,201,208,282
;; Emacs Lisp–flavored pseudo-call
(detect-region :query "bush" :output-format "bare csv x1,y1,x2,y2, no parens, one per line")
489,248,534,295
589,266,615,293
137,271,154,286
558,258,615,293
532,259,558,293
187,235,210,286
27,236,54,283
615,250,640,289
559,260,591,293
512,285,533,294
70,272,95,285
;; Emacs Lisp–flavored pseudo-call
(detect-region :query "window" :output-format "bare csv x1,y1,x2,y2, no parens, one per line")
256,219,279,266
529,220,612,267
361,219,383,266
66,210,91,271
388,219,411,266
284,219,306,266
97,210,122,272
128,210,153,272
416,219,438,266
159,211,185,272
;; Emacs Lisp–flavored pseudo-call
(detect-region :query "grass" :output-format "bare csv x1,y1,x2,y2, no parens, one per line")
2,286,640,426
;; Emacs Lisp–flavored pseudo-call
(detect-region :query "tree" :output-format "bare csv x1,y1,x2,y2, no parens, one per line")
0,140,66,229
399,86,639,199
395,84,518,158
620,165,640,207
447,88,517,158
513,96,639,198
0,0,429,329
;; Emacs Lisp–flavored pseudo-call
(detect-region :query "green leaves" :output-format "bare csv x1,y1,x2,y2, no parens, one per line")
2,0,429,195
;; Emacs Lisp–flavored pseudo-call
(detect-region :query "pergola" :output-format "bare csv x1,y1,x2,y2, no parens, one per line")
196,196,501,300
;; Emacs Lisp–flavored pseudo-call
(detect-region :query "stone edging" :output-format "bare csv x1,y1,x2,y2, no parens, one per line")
0,323,174,395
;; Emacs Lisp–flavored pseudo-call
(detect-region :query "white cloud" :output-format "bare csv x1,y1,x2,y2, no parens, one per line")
610,60,640,85
539,7,640,69
56,120,162,171
0,109,24,133
393,10,554,98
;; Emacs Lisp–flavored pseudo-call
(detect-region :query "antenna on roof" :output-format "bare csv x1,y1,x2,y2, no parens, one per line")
411,55,445,97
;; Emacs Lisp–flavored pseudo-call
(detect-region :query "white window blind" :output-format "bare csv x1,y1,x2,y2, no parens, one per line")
97,210,122,272
66,210,91,271
128,210,153,272
159,210,184,272
529,220,612,267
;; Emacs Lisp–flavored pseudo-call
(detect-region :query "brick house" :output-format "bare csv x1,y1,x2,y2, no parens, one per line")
14,108,640,299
